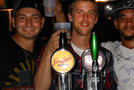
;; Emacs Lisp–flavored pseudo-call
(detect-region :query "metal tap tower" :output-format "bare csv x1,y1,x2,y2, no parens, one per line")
81,32,106,90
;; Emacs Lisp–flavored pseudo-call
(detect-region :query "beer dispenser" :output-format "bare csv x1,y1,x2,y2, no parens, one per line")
51,31,75,90
81,32,106,90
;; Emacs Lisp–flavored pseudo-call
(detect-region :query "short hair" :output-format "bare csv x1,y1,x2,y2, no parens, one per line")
68,0,98,16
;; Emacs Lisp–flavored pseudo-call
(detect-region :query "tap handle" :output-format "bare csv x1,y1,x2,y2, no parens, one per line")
59,31,67,49
90,32,99,62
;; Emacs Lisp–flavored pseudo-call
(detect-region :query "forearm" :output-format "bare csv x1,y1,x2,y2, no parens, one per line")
55,11,67,22
34,52,52,90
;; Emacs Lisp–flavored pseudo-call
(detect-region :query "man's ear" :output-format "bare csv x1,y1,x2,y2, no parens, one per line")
95,15,99,24
11,17,15,28
68,13,73,22
41,17,45,28
114,19,118,29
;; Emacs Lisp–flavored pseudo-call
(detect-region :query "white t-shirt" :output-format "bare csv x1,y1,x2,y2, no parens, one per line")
101,41,134,90
71,42,85,57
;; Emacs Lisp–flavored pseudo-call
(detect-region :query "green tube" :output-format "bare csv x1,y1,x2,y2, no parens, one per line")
90,32,98,62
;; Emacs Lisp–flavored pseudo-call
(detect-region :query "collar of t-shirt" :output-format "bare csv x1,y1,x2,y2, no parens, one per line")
71,42,84,57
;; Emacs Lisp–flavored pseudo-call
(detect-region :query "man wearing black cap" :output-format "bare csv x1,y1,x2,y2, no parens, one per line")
0,0,45,89
101,0,134,89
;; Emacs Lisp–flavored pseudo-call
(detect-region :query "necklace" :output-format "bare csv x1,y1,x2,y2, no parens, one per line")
23,49,34,60
23,49,35,73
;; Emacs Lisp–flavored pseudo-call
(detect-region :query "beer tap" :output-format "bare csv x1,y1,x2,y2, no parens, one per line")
81,32,106,90
51,31,75,90
90,32,100,90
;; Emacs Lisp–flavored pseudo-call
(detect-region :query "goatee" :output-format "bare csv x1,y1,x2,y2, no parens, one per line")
120,31,134,41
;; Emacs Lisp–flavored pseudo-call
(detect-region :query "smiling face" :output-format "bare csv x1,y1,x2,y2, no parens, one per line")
114,9,134,40
12,7,45,40
68,1,98,36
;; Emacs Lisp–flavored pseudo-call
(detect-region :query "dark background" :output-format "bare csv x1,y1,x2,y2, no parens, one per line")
0,0,121,55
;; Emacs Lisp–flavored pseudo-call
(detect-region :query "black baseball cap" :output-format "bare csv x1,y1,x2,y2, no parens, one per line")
113,0,134,18
13,0,43,17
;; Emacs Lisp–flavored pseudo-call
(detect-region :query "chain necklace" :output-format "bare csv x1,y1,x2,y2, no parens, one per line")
23,49,34,60
23,49,35,73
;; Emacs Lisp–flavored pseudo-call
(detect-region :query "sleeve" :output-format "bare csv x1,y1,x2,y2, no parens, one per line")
36,44,46,69
0,44,8,76
104,51,118,90
0,44,9,89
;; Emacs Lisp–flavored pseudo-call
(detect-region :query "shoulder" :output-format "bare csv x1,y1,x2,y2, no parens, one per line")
0,35,12,49
101,41,121,51
100,46,113,57
0,35,20,56
36,43,47,67
38,43,47,54
0,35,13,44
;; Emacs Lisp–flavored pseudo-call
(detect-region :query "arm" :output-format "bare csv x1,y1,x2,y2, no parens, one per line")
55,0,67,22
34,51,52,90
34,30,71,90
0,45,7,89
